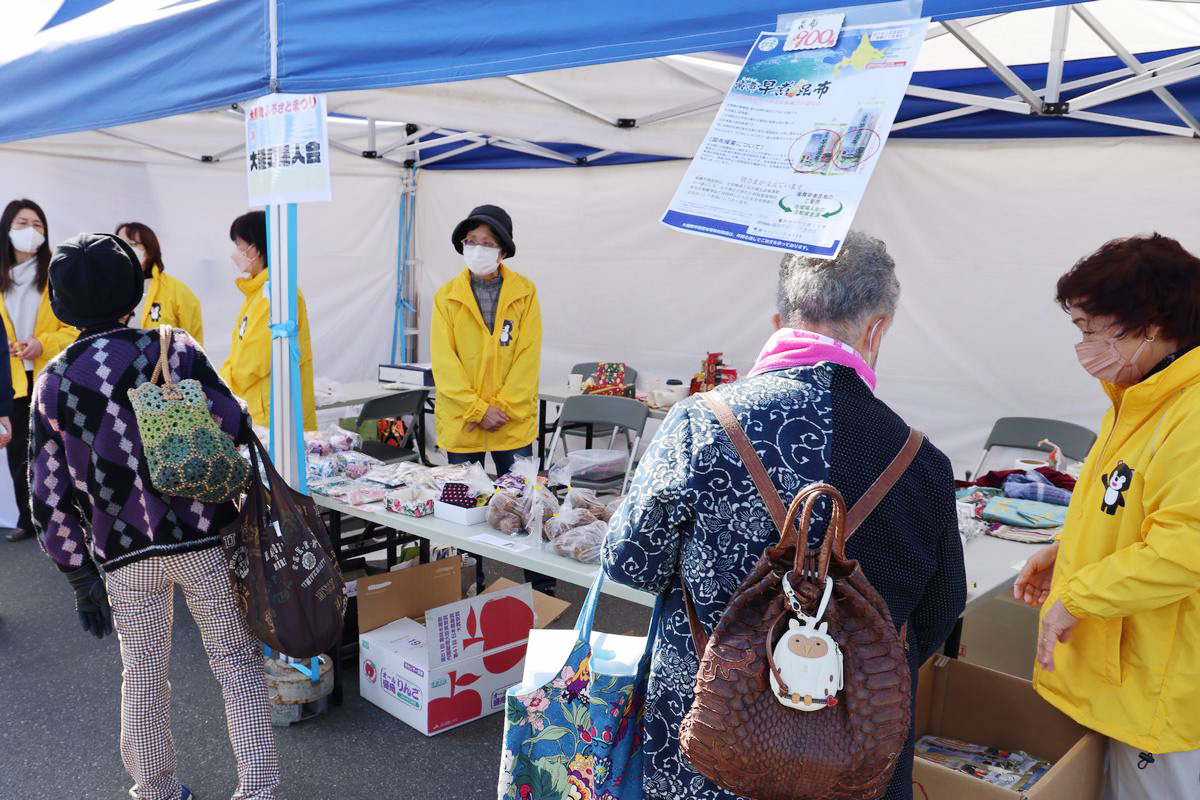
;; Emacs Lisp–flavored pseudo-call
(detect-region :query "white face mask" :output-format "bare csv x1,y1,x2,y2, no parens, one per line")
9,226,45,254
463,244,501,275
129,244,147,264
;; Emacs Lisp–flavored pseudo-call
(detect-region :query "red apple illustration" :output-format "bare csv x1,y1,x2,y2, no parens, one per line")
462,597,535,673
427,670,482,732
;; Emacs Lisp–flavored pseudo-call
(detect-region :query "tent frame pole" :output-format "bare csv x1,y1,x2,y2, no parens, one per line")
1044,5,1071,104
1069,52,1200,110
507,75,622,126
1072,5,1200,135
941,19,1044,111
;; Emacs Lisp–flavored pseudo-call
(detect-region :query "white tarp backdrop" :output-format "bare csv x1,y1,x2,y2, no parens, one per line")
2,136,1198,479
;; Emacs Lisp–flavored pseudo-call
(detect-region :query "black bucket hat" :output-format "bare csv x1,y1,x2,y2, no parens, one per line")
451,204,515,258
49,233,144,329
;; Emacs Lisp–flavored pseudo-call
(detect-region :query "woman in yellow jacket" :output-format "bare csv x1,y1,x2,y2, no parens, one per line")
0,199,76,542
432,205,546,591
432,205,541,470
218,211,316,431
115,222,204,343
1015,234,1200,799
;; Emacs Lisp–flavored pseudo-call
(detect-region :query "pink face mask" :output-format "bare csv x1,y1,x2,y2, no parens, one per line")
1075,335,1153,384
231,246,254,273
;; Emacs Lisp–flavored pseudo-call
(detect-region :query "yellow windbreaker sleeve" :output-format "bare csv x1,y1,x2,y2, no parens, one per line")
1061,407,1200,620
493,289,542,419
38,293,78,362
176,282,204,346
431,293,488,425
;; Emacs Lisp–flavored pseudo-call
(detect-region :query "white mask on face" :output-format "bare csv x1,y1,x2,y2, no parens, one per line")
231,246,254,274
463,245,501,275
9,226,45,254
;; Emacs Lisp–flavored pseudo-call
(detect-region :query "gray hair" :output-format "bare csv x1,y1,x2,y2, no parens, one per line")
776,230,900,338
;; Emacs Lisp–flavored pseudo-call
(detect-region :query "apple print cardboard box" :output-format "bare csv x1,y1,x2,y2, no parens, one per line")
358,556,569,735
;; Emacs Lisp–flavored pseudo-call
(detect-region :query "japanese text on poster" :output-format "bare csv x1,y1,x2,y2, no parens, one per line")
245,93,331,206
662,18,929,258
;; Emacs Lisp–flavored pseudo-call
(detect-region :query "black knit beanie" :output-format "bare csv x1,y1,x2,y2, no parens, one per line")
49,233,145,329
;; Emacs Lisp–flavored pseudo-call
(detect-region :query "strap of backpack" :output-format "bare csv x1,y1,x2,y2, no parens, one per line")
681,391,924,656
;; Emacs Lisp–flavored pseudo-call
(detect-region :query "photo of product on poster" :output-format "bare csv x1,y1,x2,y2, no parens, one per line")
662,18,930,259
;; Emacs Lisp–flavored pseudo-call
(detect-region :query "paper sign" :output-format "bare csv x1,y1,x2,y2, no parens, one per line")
662,18,929,258
245,93,332,206
785,13,844,51
469,533,533,553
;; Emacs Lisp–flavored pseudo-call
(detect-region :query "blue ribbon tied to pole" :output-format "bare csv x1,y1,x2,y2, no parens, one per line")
269,320,301,363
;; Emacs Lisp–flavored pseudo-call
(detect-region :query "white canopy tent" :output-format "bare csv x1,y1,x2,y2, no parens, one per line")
1,0,1198,485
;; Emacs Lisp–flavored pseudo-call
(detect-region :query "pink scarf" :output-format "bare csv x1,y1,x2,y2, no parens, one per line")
748,328,877,391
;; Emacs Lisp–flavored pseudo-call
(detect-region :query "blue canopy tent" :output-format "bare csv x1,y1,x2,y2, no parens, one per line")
2,0,1197,484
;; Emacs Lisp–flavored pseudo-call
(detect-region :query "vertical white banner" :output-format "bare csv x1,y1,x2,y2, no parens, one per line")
245,93,332,206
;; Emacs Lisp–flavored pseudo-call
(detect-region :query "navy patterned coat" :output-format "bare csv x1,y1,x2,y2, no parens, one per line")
602,364,966,800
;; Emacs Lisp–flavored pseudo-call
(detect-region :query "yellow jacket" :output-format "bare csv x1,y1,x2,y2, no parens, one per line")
0,287,78,399
1035,348,1200,753
140,265,204,345
431,266,541,453
217,269,317,431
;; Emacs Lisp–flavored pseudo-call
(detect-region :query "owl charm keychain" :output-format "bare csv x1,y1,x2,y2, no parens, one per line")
769,573,844,711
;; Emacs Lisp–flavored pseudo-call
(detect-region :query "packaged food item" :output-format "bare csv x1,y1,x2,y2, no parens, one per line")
602,496,625,522
915,735,1052,792
552,520,607,563
486,492,524,534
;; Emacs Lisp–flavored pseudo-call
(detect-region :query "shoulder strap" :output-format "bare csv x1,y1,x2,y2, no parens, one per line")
150,325,173,387
682,392,925,655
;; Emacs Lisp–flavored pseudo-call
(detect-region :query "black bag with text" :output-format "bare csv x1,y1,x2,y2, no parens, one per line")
222,432,346,658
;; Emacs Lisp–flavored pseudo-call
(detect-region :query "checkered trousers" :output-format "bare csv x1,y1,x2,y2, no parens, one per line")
105,546,284,800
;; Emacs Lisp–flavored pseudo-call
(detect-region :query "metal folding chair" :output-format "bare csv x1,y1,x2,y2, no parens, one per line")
352,389,429,465
970,416,1097,479
546,395,649,496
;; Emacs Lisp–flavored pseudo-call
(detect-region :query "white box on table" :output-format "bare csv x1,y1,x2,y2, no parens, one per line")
378,362,435,387
433,500,488,526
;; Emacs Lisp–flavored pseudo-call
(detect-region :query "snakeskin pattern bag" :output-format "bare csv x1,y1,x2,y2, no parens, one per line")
678,392,922,800
128,325,250,504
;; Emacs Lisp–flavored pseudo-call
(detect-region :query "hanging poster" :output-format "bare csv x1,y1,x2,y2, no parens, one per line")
662,17,929,258
245,93,331,206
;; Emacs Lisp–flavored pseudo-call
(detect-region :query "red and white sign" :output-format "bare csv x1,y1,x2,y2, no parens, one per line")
785,12,845,51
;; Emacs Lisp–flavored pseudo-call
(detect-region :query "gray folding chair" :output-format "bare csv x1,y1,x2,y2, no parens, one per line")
547,395,649,496
970,417,1098,479
562,362,639,451
353,389,429,465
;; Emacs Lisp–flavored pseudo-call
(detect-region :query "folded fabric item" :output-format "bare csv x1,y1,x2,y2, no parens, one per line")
982,497,1068,529
440,482,477,508
1002,470,1073,506
955,486,1002,518
957,466,1076,492
987,525,1062,544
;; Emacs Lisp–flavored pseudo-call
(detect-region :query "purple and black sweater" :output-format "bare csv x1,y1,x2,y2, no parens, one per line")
30,326,250,573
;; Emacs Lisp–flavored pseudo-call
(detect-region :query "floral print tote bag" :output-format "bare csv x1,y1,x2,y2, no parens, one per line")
499,573,661,800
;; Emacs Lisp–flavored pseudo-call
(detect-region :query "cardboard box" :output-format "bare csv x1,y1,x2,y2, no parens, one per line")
357,557,569,736
379,362,434,387
913,657,1104,800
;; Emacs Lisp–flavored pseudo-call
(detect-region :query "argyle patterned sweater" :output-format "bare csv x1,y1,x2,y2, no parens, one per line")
30,326,250,573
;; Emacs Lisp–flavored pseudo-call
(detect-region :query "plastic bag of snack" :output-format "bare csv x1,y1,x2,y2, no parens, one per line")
552,520,607,563
543,507,599,541
562,487,607,518
486,490,524,535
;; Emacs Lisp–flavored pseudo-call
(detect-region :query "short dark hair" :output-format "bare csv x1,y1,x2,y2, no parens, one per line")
115,221,164,273
229,210,267,256
0,198,51,293
1056,234,1200,347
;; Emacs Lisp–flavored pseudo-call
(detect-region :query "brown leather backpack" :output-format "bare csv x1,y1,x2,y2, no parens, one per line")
678,392,923,800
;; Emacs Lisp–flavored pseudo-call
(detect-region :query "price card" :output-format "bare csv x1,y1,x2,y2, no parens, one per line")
785,12,844,51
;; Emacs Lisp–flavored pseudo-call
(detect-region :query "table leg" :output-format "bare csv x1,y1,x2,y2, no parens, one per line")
537,398,548,469
417,395,434,467
419,538,430,564
943,616,964,658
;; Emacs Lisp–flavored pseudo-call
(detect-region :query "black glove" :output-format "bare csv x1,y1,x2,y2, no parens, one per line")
65,562,114,639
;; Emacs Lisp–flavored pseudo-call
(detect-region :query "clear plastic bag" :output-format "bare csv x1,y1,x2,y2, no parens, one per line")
561,448,627,481
430,462,496,497
602,496,626,522
305,425,361,456
552,520,607,563
336,451,381,479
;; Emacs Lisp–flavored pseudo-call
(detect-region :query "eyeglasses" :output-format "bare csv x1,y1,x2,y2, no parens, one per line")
463,238,498,249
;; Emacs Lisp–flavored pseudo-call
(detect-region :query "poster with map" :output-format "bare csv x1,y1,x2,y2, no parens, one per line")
662,18,930,258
